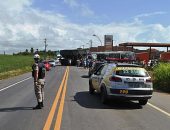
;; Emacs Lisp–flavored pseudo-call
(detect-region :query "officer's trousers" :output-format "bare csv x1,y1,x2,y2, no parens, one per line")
34,79,45,102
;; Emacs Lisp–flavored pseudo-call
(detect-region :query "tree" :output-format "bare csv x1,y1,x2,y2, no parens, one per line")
25,49,28,53
30,47,34,53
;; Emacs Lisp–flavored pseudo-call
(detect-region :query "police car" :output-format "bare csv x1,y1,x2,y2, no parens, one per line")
89,63,153,105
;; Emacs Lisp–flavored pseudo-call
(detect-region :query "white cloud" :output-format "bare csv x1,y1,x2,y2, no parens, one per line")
134,11,167,23
0,1,170,54
63,0,94,17
1,0,32,12
81,4,94,17
135,11,166,18
63,0,79,7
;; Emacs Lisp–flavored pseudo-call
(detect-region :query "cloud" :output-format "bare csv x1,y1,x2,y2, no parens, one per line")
63,0,94,17
134,11,167,23
63,0,79,7
1,0,32,12
0,1,170,54
135,11,166,18
81,4,94,17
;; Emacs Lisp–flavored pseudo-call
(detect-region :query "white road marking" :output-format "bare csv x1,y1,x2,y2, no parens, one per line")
148,102,170,117
0,77,32,92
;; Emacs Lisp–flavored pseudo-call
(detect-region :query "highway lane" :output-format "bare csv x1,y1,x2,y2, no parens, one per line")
62,67,170,130
0,66,67,130
0,66,170,130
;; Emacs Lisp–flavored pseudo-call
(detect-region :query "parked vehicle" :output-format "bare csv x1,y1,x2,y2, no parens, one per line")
48,60,56,67
89,63,153,105
43,61,51,71
60,49,87,66
55,58,60,65
91,51,136,61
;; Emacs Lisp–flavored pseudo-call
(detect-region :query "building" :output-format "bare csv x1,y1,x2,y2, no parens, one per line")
89,42,170,61
89,45,133,52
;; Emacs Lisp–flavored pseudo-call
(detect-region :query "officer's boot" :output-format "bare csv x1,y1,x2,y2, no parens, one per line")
41,101,44,107
33,102,42,110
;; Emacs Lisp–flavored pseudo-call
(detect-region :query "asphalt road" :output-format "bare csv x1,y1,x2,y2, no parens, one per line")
0,66,170,130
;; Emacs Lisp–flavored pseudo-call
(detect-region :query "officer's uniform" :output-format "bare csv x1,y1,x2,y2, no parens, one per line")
32,62,45,109
34,78,45,103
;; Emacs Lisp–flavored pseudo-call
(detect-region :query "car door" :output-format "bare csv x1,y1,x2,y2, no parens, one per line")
95,65,108,92
92,65,105,91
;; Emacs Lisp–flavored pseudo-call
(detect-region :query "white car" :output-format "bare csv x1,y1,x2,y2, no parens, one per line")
55,58,60,65
89,63,153,105
48,60,56,67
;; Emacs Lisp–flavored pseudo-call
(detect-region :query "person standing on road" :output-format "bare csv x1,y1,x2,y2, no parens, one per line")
77,59,80,67
32,54,46,110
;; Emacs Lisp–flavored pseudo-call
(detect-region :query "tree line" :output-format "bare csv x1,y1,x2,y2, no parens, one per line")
13,47,57,57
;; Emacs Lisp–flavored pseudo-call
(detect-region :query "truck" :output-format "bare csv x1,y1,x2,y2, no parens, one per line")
60,49,88,66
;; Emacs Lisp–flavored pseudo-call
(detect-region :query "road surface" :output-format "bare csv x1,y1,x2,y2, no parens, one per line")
0,66,170,130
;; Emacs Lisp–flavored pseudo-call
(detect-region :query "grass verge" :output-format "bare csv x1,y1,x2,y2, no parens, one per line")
0,55,33,80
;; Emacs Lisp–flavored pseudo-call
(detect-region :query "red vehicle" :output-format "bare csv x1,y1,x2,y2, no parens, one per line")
43,61,51,71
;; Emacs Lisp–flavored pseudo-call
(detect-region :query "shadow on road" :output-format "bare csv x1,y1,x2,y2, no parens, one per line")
74,91,142,110
0,107,33,112
81,75,89,78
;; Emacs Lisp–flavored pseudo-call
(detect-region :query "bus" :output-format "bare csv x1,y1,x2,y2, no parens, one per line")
91,51,136,62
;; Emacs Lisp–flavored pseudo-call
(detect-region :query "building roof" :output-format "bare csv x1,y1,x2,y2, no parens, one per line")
119,42,170,47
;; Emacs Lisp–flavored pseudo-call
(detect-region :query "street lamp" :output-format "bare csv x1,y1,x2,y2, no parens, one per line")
86,40,93,48
93,34,102,46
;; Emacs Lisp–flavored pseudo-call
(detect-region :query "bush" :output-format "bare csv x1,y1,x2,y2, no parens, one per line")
153,63,170,92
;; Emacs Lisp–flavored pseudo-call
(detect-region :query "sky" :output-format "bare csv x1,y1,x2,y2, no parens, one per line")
1,0,170,54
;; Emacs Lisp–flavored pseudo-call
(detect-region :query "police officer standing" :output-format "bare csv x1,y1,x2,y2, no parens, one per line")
32,54,46,109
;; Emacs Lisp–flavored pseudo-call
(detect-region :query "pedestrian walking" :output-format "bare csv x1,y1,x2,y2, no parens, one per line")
32,54,46,109
77,59,80,67
34,49,39,55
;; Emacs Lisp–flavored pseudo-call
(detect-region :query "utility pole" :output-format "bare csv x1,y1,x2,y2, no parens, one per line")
44,38,48,60
89,40,92,48
86,40,93,52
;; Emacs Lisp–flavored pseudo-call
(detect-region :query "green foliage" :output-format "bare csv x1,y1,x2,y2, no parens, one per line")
153,63,170,92
13,48,56,58
0,55,34,79
30,47,34,53
0,52,56,79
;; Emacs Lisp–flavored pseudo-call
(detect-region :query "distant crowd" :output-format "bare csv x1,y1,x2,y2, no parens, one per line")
76,58,93,69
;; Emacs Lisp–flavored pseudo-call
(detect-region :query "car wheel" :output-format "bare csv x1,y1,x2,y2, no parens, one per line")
139,99,148,105
89,80,94,94
101,86,108,104
88,72,91,77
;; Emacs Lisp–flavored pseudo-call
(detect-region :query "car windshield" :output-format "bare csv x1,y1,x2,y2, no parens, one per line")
49,60,54,62
115,67,149,77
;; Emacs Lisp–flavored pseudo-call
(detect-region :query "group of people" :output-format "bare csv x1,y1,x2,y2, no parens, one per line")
138,59,159,68
77,58,93,69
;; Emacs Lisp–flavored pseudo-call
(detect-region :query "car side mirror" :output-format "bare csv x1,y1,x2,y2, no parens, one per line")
93,71,97,75
94,71,100,75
